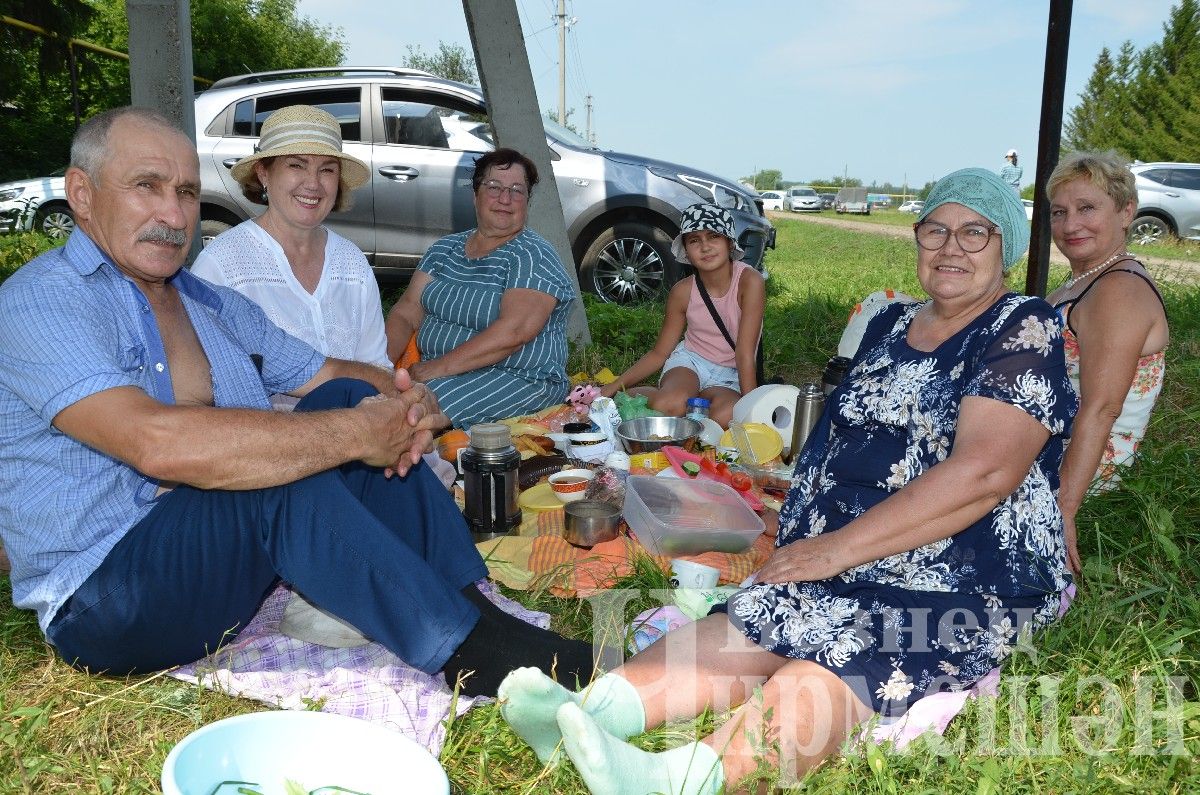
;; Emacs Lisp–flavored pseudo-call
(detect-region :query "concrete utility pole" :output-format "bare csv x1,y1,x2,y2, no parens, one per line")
462,0,591,344
124,0,196,142
556,0,568,125
585,93,593,143
125,0,199,259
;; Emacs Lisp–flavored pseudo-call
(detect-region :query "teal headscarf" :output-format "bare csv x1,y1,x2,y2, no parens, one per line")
917,167,1030,271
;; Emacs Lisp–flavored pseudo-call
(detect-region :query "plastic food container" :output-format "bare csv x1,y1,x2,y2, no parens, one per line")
623,476,764,556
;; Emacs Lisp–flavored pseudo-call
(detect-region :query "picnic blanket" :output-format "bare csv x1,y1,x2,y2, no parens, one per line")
169,580,549,755
480,506,773,597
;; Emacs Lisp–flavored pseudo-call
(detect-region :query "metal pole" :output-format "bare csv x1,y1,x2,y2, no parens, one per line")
557,0,567,125
1025,0,1073,297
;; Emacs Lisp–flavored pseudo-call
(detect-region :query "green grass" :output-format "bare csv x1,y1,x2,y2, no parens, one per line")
1,223,1198,792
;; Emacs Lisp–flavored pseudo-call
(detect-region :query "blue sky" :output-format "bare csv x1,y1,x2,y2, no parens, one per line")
297,0,1179,190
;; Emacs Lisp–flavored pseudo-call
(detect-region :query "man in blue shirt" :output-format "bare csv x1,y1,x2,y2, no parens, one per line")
0,107,592,696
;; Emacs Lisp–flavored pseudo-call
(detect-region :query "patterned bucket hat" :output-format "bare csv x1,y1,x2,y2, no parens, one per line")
230,105,370,194
670,202,746,263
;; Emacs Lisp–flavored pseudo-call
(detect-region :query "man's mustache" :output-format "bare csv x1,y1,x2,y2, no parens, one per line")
138,225,188,246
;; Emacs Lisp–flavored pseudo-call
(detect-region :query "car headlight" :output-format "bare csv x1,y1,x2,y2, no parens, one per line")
649,168,747,211
0,187,25,202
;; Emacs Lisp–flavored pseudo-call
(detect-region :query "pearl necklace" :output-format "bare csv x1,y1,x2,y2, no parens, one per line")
1063,251,1133,290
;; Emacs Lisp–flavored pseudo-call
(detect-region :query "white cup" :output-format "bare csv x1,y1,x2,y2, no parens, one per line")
669,559,720,589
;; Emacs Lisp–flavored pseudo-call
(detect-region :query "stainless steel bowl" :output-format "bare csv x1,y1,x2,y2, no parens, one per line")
616,416,702,454
563,500,621,547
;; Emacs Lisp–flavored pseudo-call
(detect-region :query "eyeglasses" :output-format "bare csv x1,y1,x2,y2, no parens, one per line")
913,221,1000,253
480,179,529,202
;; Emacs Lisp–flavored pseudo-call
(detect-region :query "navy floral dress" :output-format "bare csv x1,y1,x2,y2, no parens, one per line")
724,294,1076,716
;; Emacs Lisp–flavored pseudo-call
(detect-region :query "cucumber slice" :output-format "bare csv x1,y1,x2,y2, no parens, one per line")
682,461,701,477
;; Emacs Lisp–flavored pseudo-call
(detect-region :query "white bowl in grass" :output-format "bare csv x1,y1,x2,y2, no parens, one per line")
161,710,448,795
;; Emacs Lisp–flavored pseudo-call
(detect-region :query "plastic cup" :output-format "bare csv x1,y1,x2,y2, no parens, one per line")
669,559,720,589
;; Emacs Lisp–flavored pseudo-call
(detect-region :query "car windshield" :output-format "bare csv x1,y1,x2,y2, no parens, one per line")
796,188,816,196
543,117,594,149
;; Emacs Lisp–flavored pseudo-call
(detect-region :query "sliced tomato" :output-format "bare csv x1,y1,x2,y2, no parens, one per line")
730,472,753,492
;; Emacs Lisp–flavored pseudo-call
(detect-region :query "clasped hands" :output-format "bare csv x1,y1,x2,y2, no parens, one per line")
357,367,449,477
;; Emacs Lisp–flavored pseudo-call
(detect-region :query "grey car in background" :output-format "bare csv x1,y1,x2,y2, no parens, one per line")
1128,162,1200,245
192,67,774,303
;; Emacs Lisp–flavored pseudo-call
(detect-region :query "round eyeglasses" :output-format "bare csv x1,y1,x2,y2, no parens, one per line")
913,221,1000,253
480,179,529,202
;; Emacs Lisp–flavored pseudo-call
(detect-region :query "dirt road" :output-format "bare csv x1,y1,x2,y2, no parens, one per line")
771,211,1200,285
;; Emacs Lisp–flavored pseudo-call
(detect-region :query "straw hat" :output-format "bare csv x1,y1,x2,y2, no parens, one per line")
230,105,370,194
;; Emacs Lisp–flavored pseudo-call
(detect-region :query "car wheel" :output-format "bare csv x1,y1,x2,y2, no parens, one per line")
201,219,233,247
34,204,74,239
1128,215,1172,246
580,222,677,304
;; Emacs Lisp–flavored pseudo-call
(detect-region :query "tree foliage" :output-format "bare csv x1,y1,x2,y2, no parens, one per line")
1064,0,1200,161
749,169,782,190
0,0,345,182
402,42,477,84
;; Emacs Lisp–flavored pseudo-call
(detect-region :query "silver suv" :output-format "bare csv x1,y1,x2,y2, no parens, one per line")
1128,162,1200,245
192,67,774,303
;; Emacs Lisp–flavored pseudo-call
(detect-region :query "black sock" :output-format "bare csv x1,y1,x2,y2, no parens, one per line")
444,589,594,697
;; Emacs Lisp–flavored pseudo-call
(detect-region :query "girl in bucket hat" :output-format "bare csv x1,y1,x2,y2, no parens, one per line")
600,202,765,426
192,105,390,399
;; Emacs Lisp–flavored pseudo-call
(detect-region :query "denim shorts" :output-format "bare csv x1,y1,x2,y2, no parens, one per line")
661,342,740,393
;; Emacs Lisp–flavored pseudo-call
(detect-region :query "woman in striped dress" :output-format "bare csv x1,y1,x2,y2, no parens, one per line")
385,148,575,428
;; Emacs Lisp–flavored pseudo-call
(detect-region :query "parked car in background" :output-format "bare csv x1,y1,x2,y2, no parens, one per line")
835,187,870,215
0,169,74,239
819,192,836,209
898,200,925,214
192,67,774,304
867,193,891,208
1127,162,1200,245
759,190,785,211
1023,199,1034,221
784,186,822,212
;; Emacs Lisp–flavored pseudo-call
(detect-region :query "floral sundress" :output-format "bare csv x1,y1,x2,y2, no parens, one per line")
1054,267,1166,489
723,294,1077,716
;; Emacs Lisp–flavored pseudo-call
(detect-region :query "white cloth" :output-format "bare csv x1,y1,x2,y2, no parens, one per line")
192,219,456,488
192,220,390,368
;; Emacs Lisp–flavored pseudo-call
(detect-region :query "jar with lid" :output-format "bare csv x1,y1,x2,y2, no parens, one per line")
822,356,852,396
685,397,711,422
460,423,522,541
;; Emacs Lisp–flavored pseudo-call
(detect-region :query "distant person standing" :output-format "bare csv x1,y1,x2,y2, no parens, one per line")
1000,149,1023,193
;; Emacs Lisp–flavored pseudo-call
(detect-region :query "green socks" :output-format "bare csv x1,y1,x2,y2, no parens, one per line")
498,667,645,763
557,702,724,795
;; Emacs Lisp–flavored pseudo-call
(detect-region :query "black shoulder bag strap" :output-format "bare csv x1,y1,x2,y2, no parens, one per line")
692,275,767,385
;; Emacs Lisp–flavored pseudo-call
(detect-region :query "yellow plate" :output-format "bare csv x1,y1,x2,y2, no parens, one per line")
719,422,783,464
519,481,562,512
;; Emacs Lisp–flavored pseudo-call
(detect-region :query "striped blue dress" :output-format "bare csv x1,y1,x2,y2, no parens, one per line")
416,229,574,428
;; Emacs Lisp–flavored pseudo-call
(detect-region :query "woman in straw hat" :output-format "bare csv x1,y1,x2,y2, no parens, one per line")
192,105,389,409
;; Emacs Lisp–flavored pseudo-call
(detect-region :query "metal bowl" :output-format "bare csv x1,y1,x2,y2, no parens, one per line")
563,500,621,547
616,416,702,454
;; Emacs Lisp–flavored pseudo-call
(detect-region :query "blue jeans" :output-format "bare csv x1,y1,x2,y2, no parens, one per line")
47,379,486,675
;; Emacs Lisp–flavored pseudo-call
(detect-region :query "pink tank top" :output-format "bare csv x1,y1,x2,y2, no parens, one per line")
684,261,757,368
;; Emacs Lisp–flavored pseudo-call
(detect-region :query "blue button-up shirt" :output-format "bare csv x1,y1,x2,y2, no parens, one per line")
0,230,324,632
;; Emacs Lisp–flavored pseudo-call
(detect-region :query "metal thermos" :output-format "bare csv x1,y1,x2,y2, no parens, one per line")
822,355,852,396
788,383,825,462
460,423,522,541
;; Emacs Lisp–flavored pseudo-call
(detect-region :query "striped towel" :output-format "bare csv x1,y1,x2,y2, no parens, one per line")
526,507,772,597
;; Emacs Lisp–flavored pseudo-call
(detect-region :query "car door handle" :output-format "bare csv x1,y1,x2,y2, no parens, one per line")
1165,192,1181,197
378,166,419,181
222,158,240,169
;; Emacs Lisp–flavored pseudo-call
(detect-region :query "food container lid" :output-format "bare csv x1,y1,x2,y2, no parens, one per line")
686,397,711,409
469,422,512,449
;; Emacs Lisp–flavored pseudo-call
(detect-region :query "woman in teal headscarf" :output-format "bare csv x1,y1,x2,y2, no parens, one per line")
495,168,1078,795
